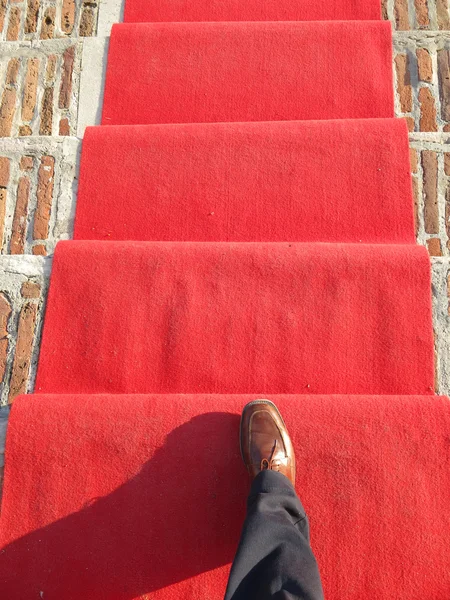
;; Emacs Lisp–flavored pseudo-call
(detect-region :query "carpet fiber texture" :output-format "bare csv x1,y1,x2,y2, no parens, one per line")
124,0,381,23
1,393,449,600
35,241,434,396
102,21,394,126
76,119,415,244
2,3,447,597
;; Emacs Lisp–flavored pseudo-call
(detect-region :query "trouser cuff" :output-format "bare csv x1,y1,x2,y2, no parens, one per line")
249,469,296,496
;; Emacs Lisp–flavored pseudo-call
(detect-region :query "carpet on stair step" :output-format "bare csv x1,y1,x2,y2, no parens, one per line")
124,0,381,24
76,119,415,244
35,241,434,396
1,393,449,599
102,21,394,126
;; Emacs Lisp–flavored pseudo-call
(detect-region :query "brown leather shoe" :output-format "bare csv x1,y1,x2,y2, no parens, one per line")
240,399,296,486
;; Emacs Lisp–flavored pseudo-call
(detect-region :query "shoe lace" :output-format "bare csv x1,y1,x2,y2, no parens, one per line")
260,439,282,471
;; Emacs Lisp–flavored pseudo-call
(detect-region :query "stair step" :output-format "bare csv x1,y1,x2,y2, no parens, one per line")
1,393,448,599
102,21,394,126
35,241,434,396
124,0,381,24
77,118,414,244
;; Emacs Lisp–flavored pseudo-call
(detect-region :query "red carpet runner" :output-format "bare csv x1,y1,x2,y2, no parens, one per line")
1,3,449,600
35,241,434,396
1,394,449,599
102,21,394,125
124,0,381,24
76,119,415,243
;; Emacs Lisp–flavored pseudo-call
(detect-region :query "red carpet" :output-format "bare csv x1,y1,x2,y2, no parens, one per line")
1,0,448,596
76,119,415,244
1,393,449,600
102,21,394,126
35,241,434,396
124,0,381,23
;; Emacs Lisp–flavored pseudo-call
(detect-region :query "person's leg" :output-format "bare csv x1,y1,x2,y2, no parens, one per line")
224,400,324,600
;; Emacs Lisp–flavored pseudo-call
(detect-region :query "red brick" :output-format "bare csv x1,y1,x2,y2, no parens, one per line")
0,157,10,187
33,155,54,240
437,0,450,29
410,149,418,173
7,6,21,40
395,54,413,113
25,0,39,34
0,189,6,250
438,49,450,122
0,293,11,337
20,281,41,299
59,117,70,136
61,0,75,34
40,7,55,39
422,150,439,234
444,153,450,176
427,238,443,256
0,292,12,383
18,125,32,136
446,184,450,240
414,0,430,27
10,176,30,254
59,46,76,109
444,124,450,132
0,334,7,382
20,156,33,171
418,87,438,132
395,0,410,29
32,243,46,255
448,272,450,314
79,5,95,36
405,116,415,132
0,89,17,138
45,54,57,83
8,302,38,403
417,49,433,82
21,58,40,122
412,176,419,236
0,0,7,33
6,58,20,86
39,87,53,135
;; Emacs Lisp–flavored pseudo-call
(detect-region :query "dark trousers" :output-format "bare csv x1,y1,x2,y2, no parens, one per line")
224,470,325,600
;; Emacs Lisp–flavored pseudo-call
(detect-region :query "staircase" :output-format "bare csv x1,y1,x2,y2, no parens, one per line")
0,2,449,599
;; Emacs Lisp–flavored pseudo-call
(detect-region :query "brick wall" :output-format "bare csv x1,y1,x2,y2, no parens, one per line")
0,261,46,406
386,0,450,30
0,138,77,256
0,40,81,138
394,33,450,132
411,138,450,253
0,254,47,493
0,0,99,42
